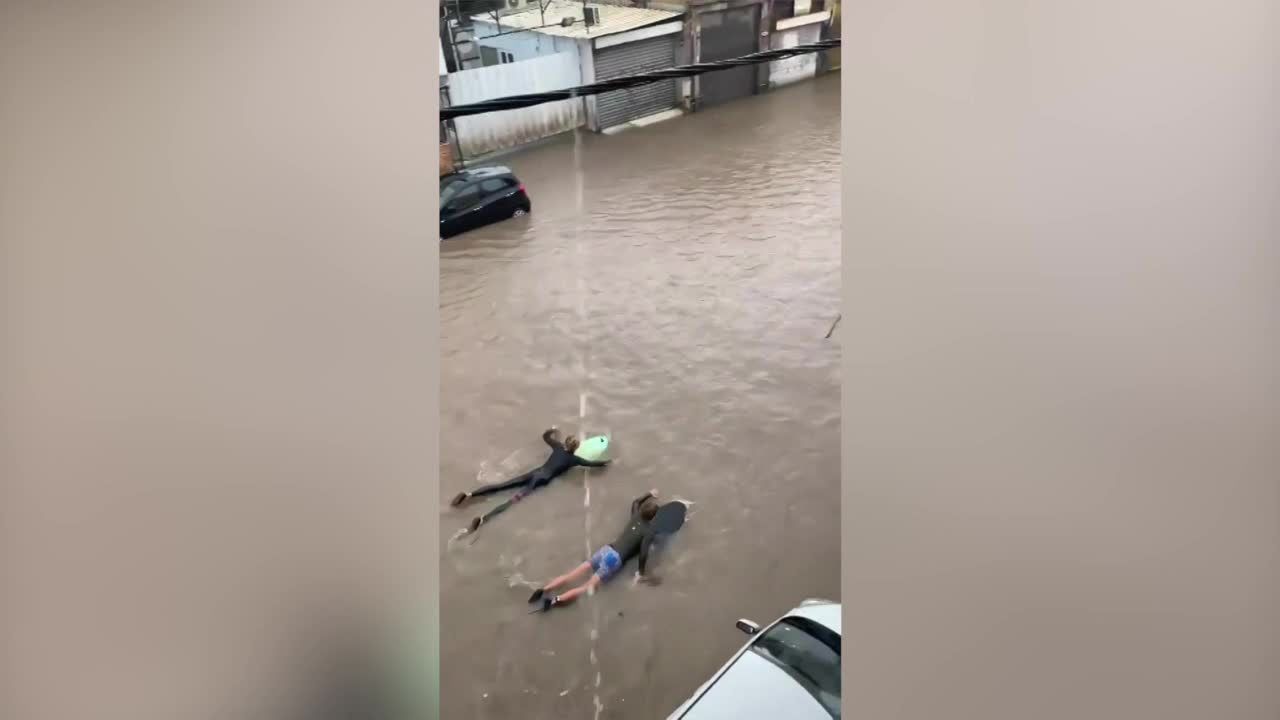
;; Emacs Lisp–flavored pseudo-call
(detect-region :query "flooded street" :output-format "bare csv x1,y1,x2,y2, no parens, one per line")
440,74,841,718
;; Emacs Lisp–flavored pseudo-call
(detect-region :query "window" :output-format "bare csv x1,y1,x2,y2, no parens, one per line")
479,178,511,194
441,182,480,210
748,618,841,718
775,0,824,20
480,47,515,66
440,175,467,200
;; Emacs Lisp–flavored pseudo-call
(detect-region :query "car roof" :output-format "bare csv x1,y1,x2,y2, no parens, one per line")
787,601,841,634
445,165,516,181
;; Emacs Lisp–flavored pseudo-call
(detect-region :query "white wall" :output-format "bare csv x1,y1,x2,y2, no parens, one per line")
769,16,824,88
448,52,585,158
471,21,582,62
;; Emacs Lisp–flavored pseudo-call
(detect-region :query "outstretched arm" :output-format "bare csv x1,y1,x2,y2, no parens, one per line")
637,534,657,579
542,428,564,450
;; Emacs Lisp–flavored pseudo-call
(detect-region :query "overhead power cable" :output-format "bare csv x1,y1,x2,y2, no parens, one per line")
440,38,841,120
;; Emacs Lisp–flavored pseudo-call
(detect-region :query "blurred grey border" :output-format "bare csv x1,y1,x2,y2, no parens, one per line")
1,2,440,718
842,1,1279,719
4,1,1278,719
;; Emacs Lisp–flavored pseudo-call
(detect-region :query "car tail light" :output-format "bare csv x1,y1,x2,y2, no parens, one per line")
517,183,526,193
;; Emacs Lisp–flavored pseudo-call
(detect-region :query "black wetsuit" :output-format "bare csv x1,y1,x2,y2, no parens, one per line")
609,491,658,575
528,491,660,609
464,430,609,530
471,430,608,498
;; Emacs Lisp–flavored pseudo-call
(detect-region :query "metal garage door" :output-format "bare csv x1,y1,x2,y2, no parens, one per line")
698,6,759,107
593,32,681,131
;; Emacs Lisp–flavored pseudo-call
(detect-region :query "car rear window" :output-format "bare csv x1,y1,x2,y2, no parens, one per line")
749,617,841,718
479,178,511,193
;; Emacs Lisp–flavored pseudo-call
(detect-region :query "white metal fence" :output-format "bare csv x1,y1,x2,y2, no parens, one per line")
446,53,585,159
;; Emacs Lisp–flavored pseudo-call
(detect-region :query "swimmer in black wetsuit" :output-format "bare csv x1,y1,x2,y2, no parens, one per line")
451,428,610,533
528,490,663,612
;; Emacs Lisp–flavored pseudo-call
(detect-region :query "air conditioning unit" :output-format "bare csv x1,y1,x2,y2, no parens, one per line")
583,5,601,26
503,0,537,11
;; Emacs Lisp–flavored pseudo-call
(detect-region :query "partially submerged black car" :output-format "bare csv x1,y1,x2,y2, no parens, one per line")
439,165,531,239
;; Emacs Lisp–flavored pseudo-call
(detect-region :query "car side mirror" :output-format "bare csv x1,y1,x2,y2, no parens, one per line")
735,619,760,635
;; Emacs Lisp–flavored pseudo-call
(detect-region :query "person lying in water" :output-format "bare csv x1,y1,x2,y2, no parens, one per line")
528,489,663,612
451,427,610,534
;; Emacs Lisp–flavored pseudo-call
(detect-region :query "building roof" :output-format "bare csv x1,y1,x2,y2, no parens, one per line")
471,1,681,40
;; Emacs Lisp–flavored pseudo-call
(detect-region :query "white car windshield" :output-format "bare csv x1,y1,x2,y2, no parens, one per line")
749,617,841,718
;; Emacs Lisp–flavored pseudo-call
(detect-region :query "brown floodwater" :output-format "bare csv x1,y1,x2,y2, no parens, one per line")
440,73,841,719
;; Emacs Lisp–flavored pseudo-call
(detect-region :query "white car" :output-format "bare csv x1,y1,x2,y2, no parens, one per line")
666,599,841,719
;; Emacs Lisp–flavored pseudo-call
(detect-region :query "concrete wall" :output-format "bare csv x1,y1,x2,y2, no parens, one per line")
447,52,586,158
768,13,826,87
823,0,840,70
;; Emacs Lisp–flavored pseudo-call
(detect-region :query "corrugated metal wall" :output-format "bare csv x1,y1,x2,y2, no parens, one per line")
448,52,585,158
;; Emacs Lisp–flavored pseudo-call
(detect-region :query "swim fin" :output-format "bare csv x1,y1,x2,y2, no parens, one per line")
527,596,557,614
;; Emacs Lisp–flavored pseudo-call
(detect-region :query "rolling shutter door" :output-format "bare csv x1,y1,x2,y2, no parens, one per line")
698,6,759,107
593,32,680,130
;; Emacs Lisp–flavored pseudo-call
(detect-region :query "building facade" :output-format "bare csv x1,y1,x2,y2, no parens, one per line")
471,1,685,133
653,0,835,108
768,9,830,88
441,0,838,161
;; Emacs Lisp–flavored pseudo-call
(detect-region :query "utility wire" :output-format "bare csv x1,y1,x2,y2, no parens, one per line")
440,39,840,120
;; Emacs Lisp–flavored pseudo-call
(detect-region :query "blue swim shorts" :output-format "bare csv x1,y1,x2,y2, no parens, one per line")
589,545,623,582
